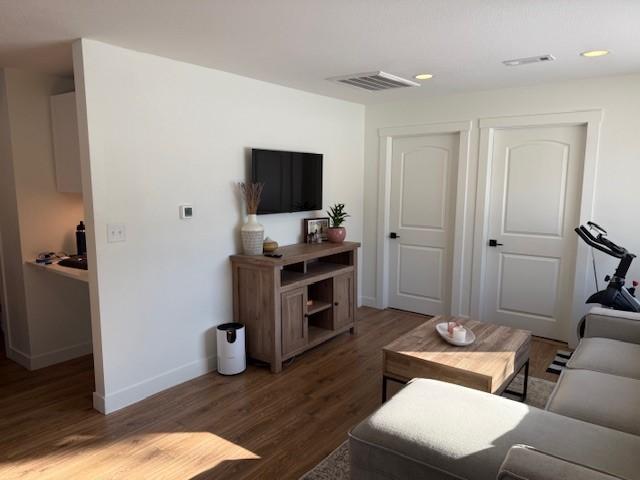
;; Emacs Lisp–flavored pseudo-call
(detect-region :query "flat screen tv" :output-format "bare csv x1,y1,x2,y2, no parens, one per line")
251,149,323,214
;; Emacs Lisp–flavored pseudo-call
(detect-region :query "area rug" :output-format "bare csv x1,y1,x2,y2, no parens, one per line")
546,349,574,375
299,375,556,480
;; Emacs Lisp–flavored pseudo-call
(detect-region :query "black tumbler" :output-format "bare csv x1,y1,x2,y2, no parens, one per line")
76,221,87,256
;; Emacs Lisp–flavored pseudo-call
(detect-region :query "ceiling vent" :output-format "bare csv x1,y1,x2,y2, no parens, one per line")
328,71,420,91
503,54,556,67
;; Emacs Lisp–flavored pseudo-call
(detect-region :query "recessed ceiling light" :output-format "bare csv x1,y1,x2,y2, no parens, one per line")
581,50,610,57
414,73,433,80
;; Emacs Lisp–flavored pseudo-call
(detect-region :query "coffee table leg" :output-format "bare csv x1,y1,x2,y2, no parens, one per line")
382,375,388,403
522,360,529,402
504,360,529,402
382,376,408,403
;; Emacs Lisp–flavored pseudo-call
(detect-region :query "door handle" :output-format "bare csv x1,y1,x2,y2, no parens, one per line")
389,232,400,239
488,239,503,247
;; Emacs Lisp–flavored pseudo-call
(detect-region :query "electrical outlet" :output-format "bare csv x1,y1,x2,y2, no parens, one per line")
107,223,126,243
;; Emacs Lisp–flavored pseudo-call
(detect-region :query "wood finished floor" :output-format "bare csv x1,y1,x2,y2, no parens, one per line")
0,307,566,479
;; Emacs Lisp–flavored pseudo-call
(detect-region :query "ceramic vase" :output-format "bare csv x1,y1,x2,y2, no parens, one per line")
326,227,346,243
241,214,264,255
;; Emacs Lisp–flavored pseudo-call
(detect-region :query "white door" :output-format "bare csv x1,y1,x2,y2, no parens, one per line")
483,125,586,340
388,133,459,315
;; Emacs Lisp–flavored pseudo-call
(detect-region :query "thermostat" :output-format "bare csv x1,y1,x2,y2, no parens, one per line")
179,204,193,219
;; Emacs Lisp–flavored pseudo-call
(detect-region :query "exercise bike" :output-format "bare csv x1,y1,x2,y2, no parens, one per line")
575,222,640,312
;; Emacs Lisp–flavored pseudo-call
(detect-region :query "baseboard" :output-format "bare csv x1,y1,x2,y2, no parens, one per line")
29,342,93,370
8,342,92,370
360,296,378,308
7,346,31,369
99,355,217,414
92,392,106,414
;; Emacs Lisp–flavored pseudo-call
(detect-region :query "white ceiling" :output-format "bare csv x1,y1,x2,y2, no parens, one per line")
1,0,639,104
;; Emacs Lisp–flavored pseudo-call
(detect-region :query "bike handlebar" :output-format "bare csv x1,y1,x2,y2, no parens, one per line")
575,225,627,259
586,221,607,235
599,236,627,256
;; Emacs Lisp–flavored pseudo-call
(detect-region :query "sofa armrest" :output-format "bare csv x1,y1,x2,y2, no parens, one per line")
498,445,625,480
582,307,640,344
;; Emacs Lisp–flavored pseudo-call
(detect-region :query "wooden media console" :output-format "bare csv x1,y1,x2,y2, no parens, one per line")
230,241,360,372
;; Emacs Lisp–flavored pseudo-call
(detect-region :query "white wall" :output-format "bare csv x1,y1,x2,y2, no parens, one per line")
0,71,28,355
363,74,640,332
73,39,365,413
0,68,91,368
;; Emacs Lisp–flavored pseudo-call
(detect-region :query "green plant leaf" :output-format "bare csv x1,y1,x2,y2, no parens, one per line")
327,203,350,227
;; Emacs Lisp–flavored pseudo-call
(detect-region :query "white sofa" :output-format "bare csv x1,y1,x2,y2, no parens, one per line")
349,307,640,479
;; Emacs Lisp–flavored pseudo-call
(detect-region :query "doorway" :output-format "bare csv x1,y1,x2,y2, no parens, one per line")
387,132,459,315
472,111,602,343
376,121,472,316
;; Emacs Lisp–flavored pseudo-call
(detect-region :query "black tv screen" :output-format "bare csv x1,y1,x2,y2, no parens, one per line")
251,149,323,214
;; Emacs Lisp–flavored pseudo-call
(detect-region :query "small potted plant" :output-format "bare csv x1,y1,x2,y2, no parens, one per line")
326,203,350,243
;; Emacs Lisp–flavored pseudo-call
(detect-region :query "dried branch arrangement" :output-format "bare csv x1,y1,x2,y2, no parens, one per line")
238,182,264,214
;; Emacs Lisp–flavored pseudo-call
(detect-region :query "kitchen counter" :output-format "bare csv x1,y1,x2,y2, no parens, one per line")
26,260,89,283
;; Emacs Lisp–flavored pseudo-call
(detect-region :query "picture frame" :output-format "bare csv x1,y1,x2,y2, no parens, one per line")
303,217,329,241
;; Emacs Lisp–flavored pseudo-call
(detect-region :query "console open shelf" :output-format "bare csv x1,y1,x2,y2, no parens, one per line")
307,325,337,349
307,300,333,316
230,241,360,372
281,262,353,291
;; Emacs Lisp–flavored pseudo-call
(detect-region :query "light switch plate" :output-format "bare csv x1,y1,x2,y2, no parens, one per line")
107,223,126,243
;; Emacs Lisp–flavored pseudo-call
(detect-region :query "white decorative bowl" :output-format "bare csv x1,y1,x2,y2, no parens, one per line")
435,322,476,347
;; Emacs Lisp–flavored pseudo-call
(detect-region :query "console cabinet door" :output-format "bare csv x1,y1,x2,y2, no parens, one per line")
281,287,308,356
333,272,355,329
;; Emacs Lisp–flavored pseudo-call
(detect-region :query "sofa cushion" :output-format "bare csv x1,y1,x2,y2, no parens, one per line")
567,337,640,380
583,307,640,344
349,379,640,480
498,445,626,480
546,369,640,436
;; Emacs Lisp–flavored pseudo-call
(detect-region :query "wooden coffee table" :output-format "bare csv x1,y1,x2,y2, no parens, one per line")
382,316,531,402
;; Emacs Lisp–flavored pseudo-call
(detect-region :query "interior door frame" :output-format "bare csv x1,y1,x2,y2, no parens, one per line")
470,110,603,346
376,121,473,315
0,230,11,355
